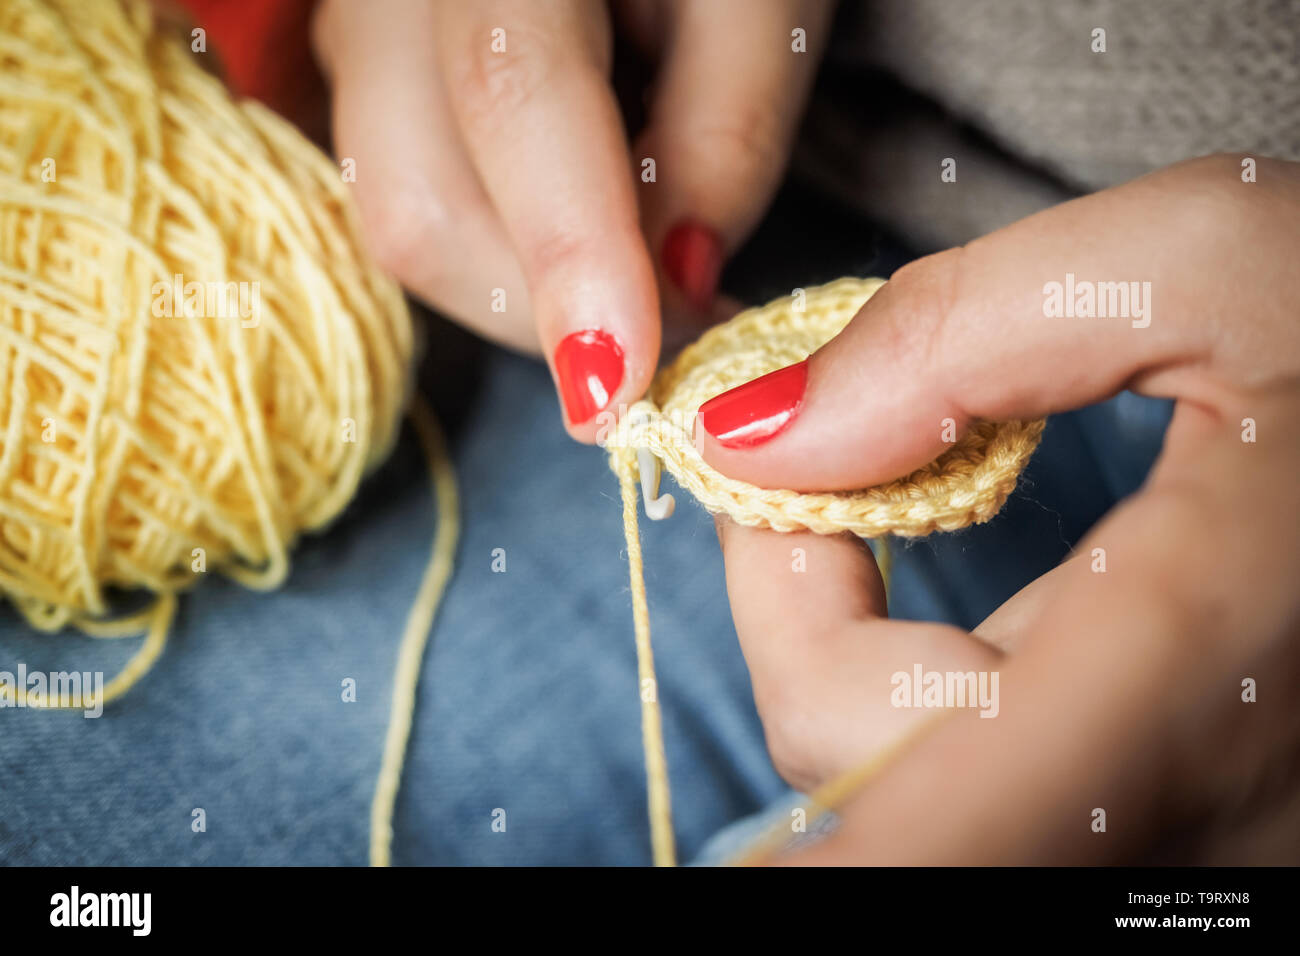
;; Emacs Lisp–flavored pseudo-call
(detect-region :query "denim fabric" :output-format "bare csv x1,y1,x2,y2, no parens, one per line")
886,390,1175,629
0,185,1175,865
0,337,1172,865
0,346,787,865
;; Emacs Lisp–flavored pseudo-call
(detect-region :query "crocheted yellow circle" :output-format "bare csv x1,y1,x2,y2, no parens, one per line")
624,277,1046,537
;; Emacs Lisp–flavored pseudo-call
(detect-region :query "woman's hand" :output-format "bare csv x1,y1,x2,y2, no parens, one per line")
699,154,1300,863
312,0,833,441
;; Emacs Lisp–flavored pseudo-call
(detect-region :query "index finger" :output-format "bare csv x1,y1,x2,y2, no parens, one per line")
436,0,659,440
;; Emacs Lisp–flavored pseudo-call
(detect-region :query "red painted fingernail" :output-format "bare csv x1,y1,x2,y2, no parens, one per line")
661,219,722,310
554,329,625,425
697,360,809,448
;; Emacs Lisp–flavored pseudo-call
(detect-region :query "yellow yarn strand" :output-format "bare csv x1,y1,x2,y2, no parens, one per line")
874,537,893,596
370,398,460,868
0,590,174,710
728,709,949,865
4,1,1049,871
611,278,1044,865
615,446,677,867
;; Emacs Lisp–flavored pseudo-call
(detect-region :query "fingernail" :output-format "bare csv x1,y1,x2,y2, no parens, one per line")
661,219,723,310
697,360,808,448
554,329,625,425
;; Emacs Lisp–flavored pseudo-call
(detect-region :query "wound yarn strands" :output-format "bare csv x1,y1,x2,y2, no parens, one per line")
2,0,1043,869
0,0,411,631
0,0,454,869
609,277,1046,864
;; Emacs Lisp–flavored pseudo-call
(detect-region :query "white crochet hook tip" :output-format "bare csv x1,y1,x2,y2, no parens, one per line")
637,447,676,520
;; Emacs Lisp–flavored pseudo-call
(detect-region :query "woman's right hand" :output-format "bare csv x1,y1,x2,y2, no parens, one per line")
700,154,1300,862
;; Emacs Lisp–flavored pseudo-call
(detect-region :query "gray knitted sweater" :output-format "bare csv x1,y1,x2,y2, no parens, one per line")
797,0,1300,250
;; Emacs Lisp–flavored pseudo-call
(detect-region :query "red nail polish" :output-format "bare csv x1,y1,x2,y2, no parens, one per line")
661,220,722,310
697,360,808,448
554,329,625,425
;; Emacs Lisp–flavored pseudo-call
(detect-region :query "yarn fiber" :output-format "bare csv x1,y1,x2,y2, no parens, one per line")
614,277,1045,538
2,0,1045,870
609,279,1046,865
0,0,411,629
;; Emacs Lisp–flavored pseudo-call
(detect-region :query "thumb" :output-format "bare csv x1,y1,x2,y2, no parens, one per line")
696,155,1261,490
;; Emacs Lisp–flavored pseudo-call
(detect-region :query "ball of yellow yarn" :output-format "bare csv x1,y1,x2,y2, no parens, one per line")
0,0,412,629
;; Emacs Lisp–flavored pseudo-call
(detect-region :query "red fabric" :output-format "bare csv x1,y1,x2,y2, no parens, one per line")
175,0,322,124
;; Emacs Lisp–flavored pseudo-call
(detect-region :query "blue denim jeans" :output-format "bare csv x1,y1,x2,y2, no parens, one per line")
0,341,1172,866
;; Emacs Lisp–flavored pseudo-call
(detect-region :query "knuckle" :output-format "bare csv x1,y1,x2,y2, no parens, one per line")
448,32,560,137
526,228,591,279
680,106,787,192
358,191,451,289
764,726,822,795
1149,154,1264,242
524,227,624,286
1179,157,1254,225
875,246,967,375
755,681,832,793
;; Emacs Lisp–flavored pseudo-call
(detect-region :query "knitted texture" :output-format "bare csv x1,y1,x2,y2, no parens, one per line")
611,278,1045,537
846,0,1300,192
802,0,1299,250
0,0,411,629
